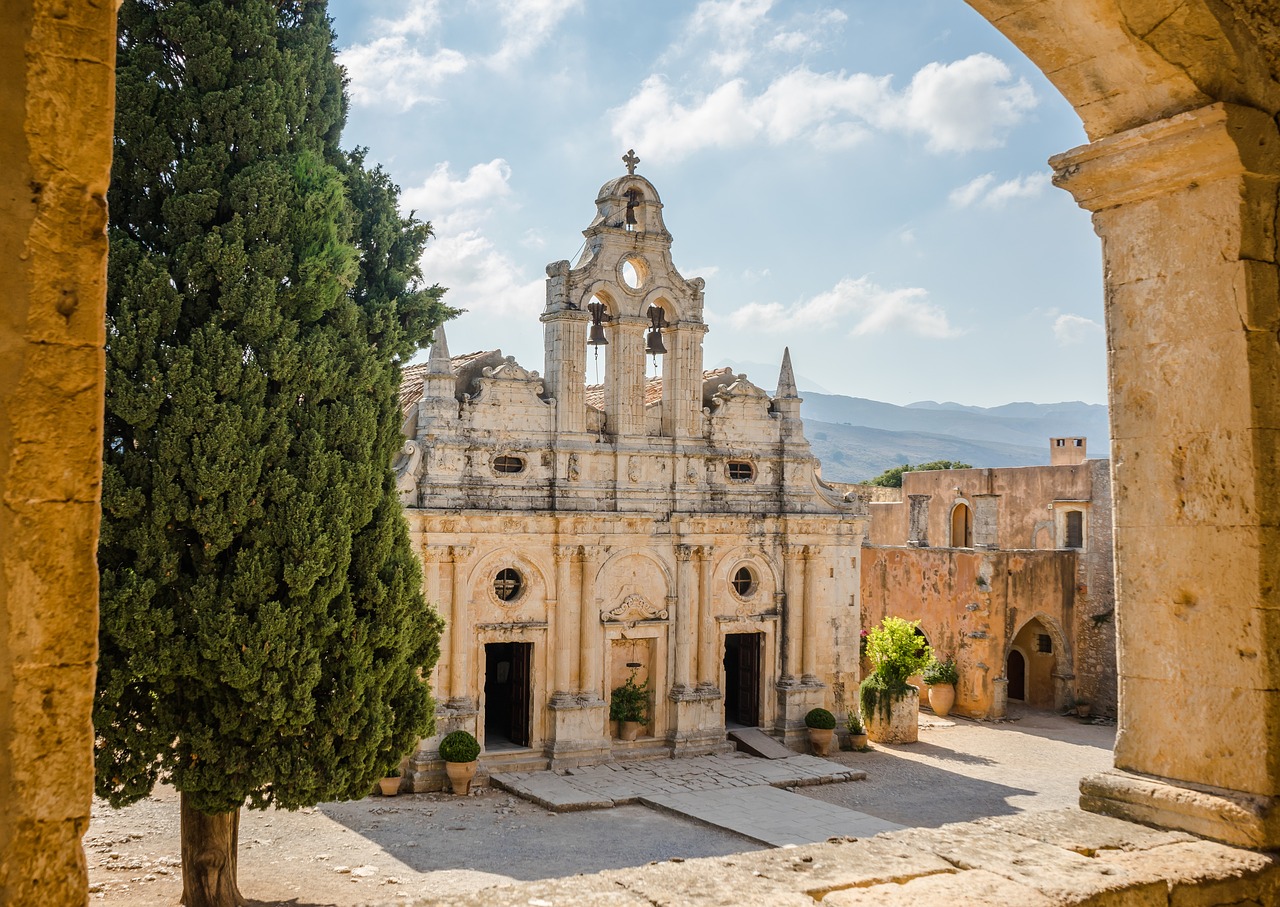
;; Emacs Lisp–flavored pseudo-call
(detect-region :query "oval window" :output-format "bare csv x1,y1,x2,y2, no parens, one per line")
731,566,756,598
493,455,525,474
619,256,646,290
727,461,754,482
494,568,523,602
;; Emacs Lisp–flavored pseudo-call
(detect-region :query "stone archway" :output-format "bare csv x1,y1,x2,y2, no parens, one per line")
6,1,1280,898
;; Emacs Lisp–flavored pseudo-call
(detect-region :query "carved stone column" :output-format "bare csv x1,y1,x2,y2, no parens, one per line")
673,544,696,691
552,545,574,699
781,545,804,682
1054,102,1280,849
578,546,603,700
801,545,822,683
447,545,473,709
695,546,718,690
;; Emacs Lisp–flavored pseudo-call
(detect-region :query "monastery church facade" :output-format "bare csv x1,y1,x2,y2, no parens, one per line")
396,159,867,780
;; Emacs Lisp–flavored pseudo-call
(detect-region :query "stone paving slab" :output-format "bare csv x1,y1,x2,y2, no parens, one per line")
642,786,905,847
490,752,864,810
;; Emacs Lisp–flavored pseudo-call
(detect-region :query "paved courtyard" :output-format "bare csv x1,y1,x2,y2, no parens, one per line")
85,708,1115,905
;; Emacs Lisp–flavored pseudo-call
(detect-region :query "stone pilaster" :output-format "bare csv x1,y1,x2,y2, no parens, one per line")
446,545,474,710
1053,102,1280,848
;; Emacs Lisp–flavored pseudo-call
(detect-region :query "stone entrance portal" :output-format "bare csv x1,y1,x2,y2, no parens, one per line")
484,642,532,749
723,632,762,728
1007,649,1026,701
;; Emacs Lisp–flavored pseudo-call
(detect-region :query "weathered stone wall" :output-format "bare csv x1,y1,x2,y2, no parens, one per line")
0,0,114,903
860,546,1080,717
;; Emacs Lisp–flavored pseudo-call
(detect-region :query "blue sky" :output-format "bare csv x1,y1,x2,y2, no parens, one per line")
327,0,1106,407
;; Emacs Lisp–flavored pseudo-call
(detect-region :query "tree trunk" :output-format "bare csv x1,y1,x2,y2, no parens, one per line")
180,793,246,907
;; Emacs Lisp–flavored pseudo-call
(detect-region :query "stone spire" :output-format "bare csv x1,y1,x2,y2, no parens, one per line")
776,347,798,398
428,323,452,374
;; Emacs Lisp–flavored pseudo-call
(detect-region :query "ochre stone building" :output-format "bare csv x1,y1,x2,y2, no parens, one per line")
394,168,866,782
4,1,1280,902
860,439,1117,719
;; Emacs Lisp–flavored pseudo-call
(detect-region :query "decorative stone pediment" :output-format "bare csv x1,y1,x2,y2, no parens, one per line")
601,593,669,624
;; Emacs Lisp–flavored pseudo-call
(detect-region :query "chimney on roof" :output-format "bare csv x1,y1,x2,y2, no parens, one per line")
1050,436,1087,466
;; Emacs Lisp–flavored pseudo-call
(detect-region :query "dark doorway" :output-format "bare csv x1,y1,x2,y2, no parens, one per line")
484,642,532,749
723,633,762,727
1007,649,1026,701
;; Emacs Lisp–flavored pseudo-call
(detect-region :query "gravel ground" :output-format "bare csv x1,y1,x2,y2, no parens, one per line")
85,706,1114,906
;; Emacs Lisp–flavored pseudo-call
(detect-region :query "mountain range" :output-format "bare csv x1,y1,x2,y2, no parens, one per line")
713,358,1110,484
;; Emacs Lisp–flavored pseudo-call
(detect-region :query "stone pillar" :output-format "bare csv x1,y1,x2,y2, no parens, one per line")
1054,103,1280,849
673,545,696,690
661,322,709,439
447,545,473,708
907,495,931,547
540,295,589,435
781,545,804,681
552,546,574,698
2,2,115,902
603,316,647,438
579,547,603,700
801,546,821,683
696,547,718,690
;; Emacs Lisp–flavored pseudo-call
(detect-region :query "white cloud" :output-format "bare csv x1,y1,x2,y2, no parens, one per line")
486,0,582,71
886,54,1037,152
729,276,962,339
400,160,513,216
338,39,467,111
950,171,1050,208
610,54,1035,162
1053,314,1104,345
421,214,544,321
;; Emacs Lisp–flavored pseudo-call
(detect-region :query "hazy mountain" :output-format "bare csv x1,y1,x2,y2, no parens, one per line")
713,358,831,394
797,393,1110,483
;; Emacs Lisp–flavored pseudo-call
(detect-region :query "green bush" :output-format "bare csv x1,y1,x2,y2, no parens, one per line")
860,617,933,722
438,730,480,763
609,674,650,723
383,766,401,778
845,708,865,736
804,707,836,729
923,658,959,686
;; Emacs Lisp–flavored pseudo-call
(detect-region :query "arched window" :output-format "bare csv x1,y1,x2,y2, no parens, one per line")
951,502,973,547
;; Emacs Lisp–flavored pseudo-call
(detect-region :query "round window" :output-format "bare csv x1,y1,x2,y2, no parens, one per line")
731,566,756,598
619,256,646,291
494,568,523,602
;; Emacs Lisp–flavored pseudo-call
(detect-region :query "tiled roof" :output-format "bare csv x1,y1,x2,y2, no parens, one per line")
398,350,499,413
585,368,735,411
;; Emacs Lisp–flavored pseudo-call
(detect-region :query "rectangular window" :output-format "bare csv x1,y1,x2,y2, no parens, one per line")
1065,510,1084,548
1037,634,1053,654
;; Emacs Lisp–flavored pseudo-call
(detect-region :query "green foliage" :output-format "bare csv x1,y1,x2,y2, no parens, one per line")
384,766,401,779
438,731,481,764
845,708,865,736
805,708,836,730
923,658,959,686
95,0,452,817
609,674,650,723
860,617,933,722
865,460,973,487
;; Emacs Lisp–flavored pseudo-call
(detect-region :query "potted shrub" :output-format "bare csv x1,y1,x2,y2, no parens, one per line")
846,707,869,751
804,707,836,756
922,657,959,718
378,766,403,797
438,730,481,795
610,673,650,741
859,616,933,744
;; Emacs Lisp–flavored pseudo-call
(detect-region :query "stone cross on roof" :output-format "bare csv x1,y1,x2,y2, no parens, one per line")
623,149,639,175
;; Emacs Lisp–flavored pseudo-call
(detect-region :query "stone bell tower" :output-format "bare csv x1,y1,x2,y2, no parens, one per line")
542,150,707,439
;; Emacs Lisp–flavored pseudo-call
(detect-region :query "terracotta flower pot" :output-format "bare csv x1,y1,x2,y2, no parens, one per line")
619,720,642,741
807,727,834,756
378,776,402,796
445,760,478,796
850,732,869,750
928,683,955,718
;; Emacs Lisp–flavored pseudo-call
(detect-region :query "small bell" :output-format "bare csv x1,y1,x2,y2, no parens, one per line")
589,322,609,346
644,327,667,355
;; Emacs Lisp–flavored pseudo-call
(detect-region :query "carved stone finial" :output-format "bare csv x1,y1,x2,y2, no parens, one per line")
623,149,640,175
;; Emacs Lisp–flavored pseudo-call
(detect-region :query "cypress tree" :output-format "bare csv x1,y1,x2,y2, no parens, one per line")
95,3,452,904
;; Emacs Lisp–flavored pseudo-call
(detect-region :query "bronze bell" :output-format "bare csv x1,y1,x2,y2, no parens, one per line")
588,322,609,346
645,327,667,356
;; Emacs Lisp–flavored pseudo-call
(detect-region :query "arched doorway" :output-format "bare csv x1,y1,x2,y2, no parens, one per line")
1009,618,1058,710
950,502,973,548
1007,649,1027,701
